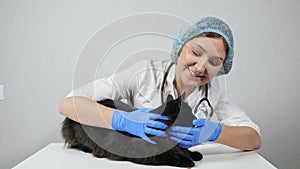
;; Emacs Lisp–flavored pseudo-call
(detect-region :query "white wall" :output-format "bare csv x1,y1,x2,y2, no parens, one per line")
1,0,299,169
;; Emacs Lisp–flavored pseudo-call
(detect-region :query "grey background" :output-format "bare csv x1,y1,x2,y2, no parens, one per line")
1,0,299,169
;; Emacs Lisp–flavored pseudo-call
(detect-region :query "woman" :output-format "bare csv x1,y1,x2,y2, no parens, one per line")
59,16,261,150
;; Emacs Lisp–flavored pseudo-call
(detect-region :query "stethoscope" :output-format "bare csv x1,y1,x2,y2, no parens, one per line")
160,62,214,120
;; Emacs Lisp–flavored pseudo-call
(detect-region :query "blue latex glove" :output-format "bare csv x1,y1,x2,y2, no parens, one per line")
169,118,222,148
112,108,169,144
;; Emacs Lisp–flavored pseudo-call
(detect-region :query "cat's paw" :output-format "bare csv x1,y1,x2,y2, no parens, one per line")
190,151,203,161
176,155,195,167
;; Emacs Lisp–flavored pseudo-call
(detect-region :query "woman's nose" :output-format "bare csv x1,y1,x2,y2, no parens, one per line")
193,58,206,74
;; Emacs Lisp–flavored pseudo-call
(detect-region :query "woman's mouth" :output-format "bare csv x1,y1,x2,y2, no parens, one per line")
188,68,205,78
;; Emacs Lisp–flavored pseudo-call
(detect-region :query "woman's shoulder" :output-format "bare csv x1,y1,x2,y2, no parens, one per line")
130,59,173,76
115,59,172,82
137,59,172,68
210,75,227,92
132,59,172,86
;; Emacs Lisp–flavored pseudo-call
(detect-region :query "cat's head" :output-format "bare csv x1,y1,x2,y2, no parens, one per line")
152,93,194,127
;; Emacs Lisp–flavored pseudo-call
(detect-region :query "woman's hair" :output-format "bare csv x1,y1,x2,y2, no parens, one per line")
198,32,229,55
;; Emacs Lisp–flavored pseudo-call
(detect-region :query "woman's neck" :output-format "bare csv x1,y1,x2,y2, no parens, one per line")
173,77,194,99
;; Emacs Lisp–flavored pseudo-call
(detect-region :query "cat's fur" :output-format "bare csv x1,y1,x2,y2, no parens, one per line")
61,94,203,167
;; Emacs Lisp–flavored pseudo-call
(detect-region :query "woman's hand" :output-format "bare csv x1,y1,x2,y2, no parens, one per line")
112,108,169,144
169,119,222,148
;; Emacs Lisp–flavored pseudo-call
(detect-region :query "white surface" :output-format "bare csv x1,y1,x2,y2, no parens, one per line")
12,143,277,169
0,85,3,100
1,1,300,169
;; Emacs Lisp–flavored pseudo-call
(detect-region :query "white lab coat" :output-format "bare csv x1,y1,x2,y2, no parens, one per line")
67,59,260,134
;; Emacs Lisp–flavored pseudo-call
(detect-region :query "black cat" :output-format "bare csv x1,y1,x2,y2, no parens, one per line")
61,94,203,167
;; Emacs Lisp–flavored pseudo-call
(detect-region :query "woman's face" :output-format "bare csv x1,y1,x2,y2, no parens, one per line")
175,36,227,89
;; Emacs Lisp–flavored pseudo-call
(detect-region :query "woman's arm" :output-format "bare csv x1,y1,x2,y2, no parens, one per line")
59,61,153,129
216,125,261,150
59,96,115,129
59,95,170,144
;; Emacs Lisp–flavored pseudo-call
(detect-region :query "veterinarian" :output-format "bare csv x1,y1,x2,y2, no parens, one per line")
59,16,261,150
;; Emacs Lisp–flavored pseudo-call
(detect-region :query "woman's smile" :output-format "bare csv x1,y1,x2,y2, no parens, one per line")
186,67,206,84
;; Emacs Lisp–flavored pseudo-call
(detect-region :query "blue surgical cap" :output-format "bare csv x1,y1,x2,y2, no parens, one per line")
171,16,234,74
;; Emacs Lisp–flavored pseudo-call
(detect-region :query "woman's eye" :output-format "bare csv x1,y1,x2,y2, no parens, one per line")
209,58,222,66
192,50,202,57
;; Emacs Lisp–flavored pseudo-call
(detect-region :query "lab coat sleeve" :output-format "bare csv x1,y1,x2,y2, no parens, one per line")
214,88,261,135
66,75,123,101
65,60,148,102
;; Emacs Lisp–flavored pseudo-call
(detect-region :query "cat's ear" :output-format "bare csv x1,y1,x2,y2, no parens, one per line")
166,94,174,102
180,92,186,100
